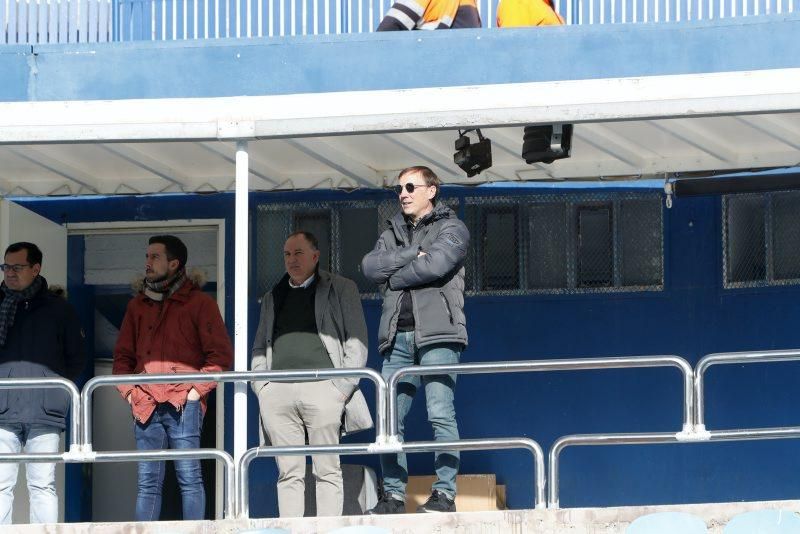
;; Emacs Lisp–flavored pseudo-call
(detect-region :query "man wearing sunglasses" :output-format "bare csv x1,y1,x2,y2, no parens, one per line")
0,242,86,524
362,166,469,514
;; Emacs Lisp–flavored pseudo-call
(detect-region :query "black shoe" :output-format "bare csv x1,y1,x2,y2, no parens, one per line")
367,494,406,515
416,490,456,513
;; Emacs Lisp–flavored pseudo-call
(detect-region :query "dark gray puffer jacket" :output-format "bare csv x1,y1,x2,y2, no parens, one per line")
362,203,469,354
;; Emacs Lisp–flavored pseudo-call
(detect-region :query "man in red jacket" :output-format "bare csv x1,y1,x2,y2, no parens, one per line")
113,235,233,521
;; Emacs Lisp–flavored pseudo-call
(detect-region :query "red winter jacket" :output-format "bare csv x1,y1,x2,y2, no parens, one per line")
112,277,233,424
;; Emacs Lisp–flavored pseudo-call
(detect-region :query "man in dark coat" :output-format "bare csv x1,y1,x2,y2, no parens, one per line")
0,242,85,524
362,166,470,514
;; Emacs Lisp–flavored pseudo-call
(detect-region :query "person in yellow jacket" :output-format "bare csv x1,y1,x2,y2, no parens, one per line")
496,0,564,26
377,0,481,30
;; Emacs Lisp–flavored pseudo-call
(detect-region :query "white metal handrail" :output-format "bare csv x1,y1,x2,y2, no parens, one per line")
3,349,800,514
0,377,82,451
548,425,800,508
237,437,545,517
694,348,800,430
81,368,388,449
386,356,696,436
0,448,236,517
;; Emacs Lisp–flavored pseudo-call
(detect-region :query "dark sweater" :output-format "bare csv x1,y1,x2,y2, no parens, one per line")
271,282,332,371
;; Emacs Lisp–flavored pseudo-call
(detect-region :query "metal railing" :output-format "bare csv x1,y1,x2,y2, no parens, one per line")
0,449,236,517
0,377,82,451
549,425,800,508
3,349,800,516
81,367,387,449
3,0,796,44
238,437,545,516
1,0,112,44
694,349,800,431
548,348,800,508
386,356,696,436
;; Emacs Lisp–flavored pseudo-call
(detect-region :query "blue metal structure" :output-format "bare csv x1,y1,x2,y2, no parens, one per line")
0,14,798,102
15,175,800,518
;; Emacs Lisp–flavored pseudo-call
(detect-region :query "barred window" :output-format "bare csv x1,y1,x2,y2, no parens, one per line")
481,207,520,290
577,204,613,288
256,202,384,297
339,207,381,292
294,210,332,273
724,191,800,288
256,192,664,298
528,203,567,289
464,194,663,295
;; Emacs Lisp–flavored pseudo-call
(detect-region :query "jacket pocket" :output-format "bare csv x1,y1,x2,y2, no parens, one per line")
42,389,68,418
169,363,199,393
40,367,69,418
440,292,454,325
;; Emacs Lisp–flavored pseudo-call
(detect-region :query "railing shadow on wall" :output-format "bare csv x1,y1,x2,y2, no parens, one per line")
2,0,797,44
0,349,799,518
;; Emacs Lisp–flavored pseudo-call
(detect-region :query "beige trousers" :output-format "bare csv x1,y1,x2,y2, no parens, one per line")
258,380,346,517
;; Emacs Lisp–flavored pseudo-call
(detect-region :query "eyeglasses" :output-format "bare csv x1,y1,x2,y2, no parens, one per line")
0,264,32,273
393,182,429,195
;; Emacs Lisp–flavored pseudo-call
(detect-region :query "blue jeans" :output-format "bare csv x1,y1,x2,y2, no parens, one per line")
0,424,60,524
380,331,461,498
134,401,204,521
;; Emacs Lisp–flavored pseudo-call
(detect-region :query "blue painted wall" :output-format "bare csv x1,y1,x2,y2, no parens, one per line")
17,182,800,518
2,14,799,102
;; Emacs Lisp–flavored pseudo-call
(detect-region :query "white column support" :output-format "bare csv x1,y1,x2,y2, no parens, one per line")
233,141,249,468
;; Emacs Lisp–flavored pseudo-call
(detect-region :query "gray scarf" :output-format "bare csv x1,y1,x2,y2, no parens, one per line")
143,268,187,302
0,276,44,347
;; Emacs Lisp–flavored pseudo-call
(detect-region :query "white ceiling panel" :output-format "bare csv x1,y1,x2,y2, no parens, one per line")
0,112,798,196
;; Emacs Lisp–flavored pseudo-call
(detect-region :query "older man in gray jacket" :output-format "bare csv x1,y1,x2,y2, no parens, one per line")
251,231,372,518
362,165,469,514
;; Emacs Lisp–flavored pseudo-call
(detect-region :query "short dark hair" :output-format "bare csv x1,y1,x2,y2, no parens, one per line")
287,231,319,251
5,242,43,266
398,165,441,204
148,235,188,269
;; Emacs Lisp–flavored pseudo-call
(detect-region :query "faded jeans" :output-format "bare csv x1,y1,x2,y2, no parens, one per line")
380,331,461,499
0,423,60,524
134,401,205,521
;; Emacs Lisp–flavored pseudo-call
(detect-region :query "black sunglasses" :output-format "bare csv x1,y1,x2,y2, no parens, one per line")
392,182,429,195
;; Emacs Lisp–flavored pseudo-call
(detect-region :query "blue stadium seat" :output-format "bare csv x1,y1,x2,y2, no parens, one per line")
724,509,800,533
627,511,708,533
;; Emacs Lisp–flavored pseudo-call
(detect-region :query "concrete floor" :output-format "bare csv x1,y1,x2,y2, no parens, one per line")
2,499,799,533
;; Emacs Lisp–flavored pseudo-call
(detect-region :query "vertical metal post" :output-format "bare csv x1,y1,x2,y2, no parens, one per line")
234,141,249,480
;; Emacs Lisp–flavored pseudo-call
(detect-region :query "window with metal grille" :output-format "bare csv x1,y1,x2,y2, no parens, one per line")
464,194,663,294
256,202,384,298
723,191,800,288
577,204,613,288
294,210,332,273
257,192,663,298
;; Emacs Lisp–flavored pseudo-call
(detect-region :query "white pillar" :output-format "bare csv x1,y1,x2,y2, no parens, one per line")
234,141,249,468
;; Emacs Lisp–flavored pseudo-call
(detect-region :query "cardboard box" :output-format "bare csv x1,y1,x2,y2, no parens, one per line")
406,474,503,512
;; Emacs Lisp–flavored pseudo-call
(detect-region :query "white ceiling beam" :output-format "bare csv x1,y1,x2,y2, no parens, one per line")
96,144,188,188
1,68,799,144
197,142,281,187
379,134,455,178
7,147,100,194
734,115,800,151
648,119,739,164
575,124,650,168
283,138,378,188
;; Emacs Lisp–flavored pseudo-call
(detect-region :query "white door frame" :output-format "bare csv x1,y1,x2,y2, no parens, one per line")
67,218,228,519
